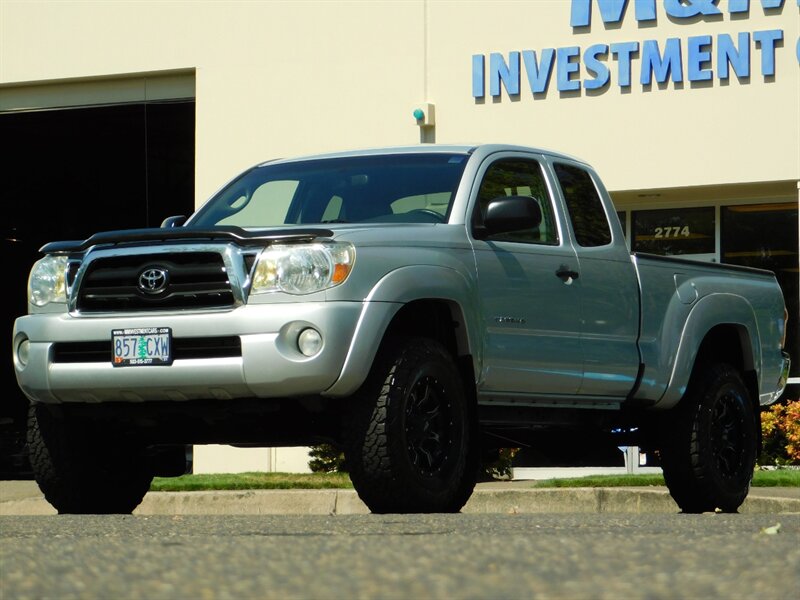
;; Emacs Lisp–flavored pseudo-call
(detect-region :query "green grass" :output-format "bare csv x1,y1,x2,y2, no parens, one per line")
150,468,799,491
150,471,353,492
752,468,800,487
531,474,666,488
530,469,800,489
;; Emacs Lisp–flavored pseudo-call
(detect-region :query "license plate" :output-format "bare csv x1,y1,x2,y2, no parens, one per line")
112,327,172,367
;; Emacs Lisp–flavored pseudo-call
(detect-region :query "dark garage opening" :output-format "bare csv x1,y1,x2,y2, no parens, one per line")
1,100,195,475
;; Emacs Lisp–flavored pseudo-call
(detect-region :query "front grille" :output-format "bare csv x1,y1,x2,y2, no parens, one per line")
76,252,234,312
52,337,242,363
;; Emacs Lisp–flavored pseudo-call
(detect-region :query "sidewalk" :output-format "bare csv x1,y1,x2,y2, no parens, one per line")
2,479,799,516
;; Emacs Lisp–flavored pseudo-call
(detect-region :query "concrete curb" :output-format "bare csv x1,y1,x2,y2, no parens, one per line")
2,487,799,516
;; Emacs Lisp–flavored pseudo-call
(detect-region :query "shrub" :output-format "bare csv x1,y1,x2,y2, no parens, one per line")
482,447,520,480
308,444,347,473
759,399,800,466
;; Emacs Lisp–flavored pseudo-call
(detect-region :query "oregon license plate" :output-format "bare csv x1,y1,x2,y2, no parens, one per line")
112,327,172,367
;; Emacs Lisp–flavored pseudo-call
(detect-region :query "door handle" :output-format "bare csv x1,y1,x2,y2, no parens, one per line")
556,266,579,284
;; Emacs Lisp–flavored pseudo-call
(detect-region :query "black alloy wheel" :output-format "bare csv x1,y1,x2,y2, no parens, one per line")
661,363,757,513
710,390,749,482
345,337,478,513
405,374,453,477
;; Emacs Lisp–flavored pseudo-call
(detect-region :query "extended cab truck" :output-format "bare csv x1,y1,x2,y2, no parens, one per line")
12,144,790,514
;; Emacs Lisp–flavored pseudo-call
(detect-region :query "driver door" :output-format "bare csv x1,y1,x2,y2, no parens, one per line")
470,154,584,396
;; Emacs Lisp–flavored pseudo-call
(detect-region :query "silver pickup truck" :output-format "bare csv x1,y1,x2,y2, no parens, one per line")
12,144,790,514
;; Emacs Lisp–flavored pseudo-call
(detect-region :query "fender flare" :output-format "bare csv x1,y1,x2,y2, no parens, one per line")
658,293,760,409
323,265,479,397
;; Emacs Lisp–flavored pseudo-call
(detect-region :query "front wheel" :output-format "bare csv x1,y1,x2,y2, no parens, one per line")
27,404,154,514
344,337,478,513
660,363,757,513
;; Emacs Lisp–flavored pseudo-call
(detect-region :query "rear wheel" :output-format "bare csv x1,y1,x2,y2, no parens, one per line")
27,403,153,514
660,363,757,513
344,337,478,513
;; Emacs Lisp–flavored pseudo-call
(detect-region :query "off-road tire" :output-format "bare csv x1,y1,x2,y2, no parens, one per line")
660,363,757,513
27,403,153,514
345,337,478,513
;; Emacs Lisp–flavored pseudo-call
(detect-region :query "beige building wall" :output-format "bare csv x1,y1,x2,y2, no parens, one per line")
0,0,427,203
192,445,311,475
428,0,799,191
2,0,797,198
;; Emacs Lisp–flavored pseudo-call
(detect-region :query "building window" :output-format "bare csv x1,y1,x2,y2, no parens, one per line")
632,207,715,256
722,202,799,378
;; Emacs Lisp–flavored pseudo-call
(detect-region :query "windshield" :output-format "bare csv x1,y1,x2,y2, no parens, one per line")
189,153,469,228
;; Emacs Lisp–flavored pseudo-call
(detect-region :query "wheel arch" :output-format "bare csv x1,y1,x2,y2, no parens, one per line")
383,299,471,359
383,299,479,411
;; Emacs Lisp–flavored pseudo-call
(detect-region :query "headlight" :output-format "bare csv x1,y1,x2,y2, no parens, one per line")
251,242,355,295
29,255,69,307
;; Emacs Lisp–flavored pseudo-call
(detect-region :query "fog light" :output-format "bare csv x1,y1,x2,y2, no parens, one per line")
298,328,323,357
17,339,30,367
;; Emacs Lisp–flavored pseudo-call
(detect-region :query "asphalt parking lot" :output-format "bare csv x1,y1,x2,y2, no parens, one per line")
3,477,798,599
2,512,799,599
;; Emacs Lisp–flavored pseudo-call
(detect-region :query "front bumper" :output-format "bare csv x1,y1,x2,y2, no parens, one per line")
12,301,389,404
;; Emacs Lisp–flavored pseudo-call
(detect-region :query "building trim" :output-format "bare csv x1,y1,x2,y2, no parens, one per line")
0,69,196,113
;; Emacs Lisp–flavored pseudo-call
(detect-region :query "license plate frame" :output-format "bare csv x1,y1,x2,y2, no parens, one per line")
112,327,173,367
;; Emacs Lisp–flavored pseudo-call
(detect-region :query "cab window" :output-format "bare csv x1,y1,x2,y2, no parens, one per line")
554,163,612,247
473,158,558,245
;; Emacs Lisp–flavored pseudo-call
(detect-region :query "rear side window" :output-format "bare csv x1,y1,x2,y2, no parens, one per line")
554,163,612,247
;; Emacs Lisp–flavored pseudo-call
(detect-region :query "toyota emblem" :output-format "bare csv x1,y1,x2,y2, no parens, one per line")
138,267,169,294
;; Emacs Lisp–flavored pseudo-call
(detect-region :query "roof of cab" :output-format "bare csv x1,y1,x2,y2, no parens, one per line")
257,143,587,167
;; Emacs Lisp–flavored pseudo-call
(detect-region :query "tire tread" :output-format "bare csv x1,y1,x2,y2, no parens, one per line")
345,337,476,513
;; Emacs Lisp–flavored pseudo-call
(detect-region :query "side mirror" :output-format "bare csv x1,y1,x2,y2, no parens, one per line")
160,215,187,228
481,196,542,237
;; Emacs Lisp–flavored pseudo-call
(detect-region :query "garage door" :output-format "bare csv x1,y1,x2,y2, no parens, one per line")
0,98,195,474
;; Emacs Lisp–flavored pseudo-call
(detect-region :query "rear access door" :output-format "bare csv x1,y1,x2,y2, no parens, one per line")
547,159,641,398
